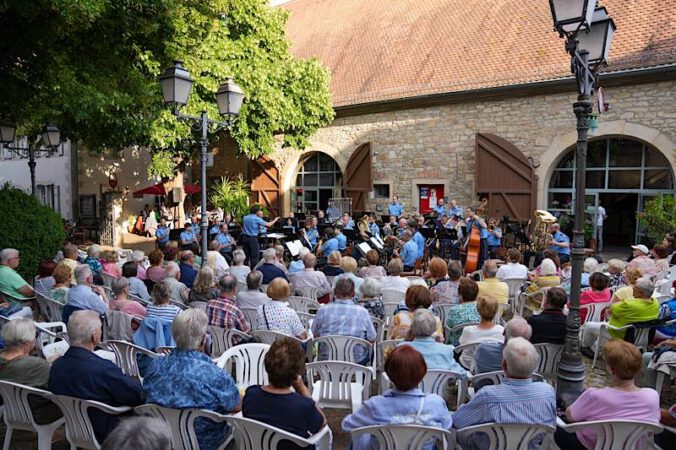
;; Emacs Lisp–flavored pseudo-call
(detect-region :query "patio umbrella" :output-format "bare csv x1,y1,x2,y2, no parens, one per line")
133,183,201,198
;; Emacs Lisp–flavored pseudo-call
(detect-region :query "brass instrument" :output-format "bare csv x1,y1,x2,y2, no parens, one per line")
357,215,370,239
530,210,557,252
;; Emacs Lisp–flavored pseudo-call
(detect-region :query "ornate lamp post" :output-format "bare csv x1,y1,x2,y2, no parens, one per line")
0,122,62,196
548,0,616,404
158,60,245,267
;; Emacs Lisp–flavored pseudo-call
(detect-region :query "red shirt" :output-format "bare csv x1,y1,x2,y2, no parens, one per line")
579,288,611,323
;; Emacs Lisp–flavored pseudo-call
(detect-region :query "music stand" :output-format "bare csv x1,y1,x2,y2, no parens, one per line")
440,227,458,241
419,228,436,240
369,237,384,250
295,213,306,221
284,240,304,258
343,229,358,243
357,242,372,257
380,215,392,223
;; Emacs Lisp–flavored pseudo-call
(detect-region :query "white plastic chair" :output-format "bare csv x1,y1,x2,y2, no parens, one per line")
453,342,481,372
251,330,307,348
34,321,70,360
350,424,454,450
534,343,564,386
103,340,161,381
226,416,332,450
580,301,612,325
208,325,251,358
237,281,248,293
311,335,373,364
373,339,402,388
35,292,65,323
518,287,552,316
431,304,453,332
134,404,231,450
380,368,467,410
170,299,188,310
0,381,65,450
556,417,663,450
654,361,676,395
467,270,484,281
50,394,132,450
296,311,315,331
592,323,651,368
306,360,372,413
456,422,555,450
371,316,385,342
382,289,406,305
295,286,320,301
99,273,117,288
382,301,401,329
216,343,270,388
287,295,320,313
503,277,527,308
240,308,259,331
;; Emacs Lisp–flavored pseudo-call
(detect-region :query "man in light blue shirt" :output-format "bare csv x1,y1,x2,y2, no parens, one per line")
321,228,339,256
410,221,426,260
341,213,355,231
398,230,418,272
155,218,170,249
448,199,464,219
179,223,198,250
303,216,319,248
66,265,108,316
464,207,489,269
387,195,404,218
215,224,235,259
335,225,347,251
486,218,503,259
433,199,446,217
547,223,570,256
242,205,279,267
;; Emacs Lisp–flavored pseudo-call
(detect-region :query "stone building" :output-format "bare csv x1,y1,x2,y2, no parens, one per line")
204,0,674,246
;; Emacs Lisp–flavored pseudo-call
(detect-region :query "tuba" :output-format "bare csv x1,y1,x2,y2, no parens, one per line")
530,210,557,252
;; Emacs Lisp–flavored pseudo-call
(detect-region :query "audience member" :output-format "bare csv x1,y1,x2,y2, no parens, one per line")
528,287,567,344
61,244,80,284
289,247,311,274
142,309,240,450
206,240,229,280
312,278,376,364
146,250,167,284
457,295,504,369
389,285,443,341
50,310,144,442
84,245,103,276
332,256,364,294
163,262,189,305
65,265,108,323
446,278,481,345
207,275,251,333
606,259,626,289
556,339,660,450
581,257,599,288
256,278,307,340
236,270,270,310
382,258,411,292
122,261,151,301
652,244,670,274
342,346,452,449
0,248,36,300
101,251,122,278
496,248,528,281
258,248,288,284
290,253,332,297
358,250,386,278
579,272,611,323
110,277,147,318
453,338,556,448
477,261,509,304
228,250,252,283
611,267,642,303
358,277,385,320
178,251,198,289
627,244,657,277
428,257,457,305
243,338,326,448
50,262,72,304
188,266,220,306
474,317,532,375
321,251,344,277
146,281,182,323
131,250,147,280
101,417,172,450
34,260,57,298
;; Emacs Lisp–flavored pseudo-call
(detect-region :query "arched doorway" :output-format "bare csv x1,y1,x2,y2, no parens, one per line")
291,151,343,213
547,136,674,244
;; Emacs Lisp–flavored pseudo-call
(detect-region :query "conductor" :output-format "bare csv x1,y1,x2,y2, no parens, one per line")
241,205,279,267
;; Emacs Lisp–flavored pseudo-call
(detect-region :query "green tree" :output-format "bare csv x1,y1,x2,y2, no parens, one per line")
638,194,676,245
209,175,251,219
0,184,66,280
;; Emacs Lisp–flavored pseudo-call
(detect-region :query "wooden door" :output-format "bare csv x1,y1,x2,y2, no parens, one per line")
250,156,281,218
343,142,372,211
475,133,536,221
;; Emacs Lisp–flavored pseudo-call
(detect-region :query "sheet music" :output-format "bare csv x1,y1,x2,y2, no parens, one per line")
285,240,304,257
265,233,286,239
357,242,372,256
369,237,384,250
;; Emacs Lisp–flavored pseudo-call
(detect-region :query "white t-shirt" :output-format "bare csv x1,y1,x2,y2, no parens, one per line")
496,263,529,281
597,206,606,226
459,325,505,369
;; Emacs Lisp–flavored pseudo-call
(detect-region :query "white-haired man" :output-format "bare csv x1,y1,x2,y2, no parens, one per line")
50,310,144,443
0,248,35,300
453,338,556,448
257,248,288,284
163,261,189,305
64,265,109,323
289,253,331,297
141,309,240,450
474,317,533,376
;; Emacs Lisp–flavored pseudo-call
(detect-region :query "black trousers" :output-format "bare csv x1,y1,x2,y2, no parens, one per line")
241,235,260,268
553,427,586,450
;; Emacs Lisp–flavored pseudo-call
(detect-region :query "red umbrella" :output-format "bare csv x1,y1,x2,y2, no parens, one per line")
132,182,201,198
184,183,200,195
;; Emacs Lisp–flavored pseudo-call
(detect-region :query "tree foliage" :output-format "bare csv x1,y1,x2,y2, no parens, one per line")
638,194,676,245
1,0,334,179
0,184,66,280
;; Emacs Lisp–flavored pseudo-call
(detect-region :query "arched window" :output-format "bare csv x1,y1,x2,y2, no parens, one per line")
291,152,342,213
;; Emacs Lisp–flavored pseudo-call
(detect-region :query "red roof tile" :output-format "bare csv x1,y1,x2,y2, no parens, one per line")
283,0,676,106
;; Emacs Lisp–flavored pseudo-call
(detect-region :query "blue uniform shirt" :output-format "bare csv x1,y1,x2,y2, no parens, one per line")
369,222,380,238
215,232,233,248
180,230,196,245
466,219,489,239
433,205,446,217
322,238,339,255
549,231,571,255
344,220,355,231
306,228,319,246
448,206,464,218
336,233,347,250
209,225,220,236
243,214,267,236
388,202,404,217
155,226,169,244
487,227,502,247
401,240,418,267
413,231,425,259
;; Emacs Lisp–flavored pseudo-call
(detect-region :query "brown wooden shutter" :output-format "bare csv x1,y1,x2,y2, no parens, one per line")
343,142,372,211
475,133,537,221
250,156,281,217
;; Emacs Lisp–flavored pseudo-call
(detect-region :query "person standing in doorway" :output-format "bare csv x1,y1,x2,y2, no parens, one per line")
596,203,607,253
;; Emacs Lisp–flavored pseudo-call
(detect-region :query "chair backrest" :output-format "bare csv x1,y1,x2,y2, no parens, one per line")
503,278,527,306
208,325,251,358
34,321,69,359
371,316,385,342
128,292,150,306
240,307,259,331
419,369,465,398
468,270,484,281
226,416,332,450
237,281,248,293
351,424,454,450
103,340,160,380
456,422,555,450
251,329,298,345
295,286,319,301
561,419,664,450
35,291,65,323
135,404,229,450
374,339,403,373
99,273,117,288
216,343,270,388
296,311,315,330
105,310,136,342
260,284,269,294
0,380,55,431
306,361,372,410
312,335,373,364
170,299,188,310
50,394,132,450
431,304,452,330
449,322,479,336
534,343,564,383
287,296,320,313
581,301,612,324
382,289,406,304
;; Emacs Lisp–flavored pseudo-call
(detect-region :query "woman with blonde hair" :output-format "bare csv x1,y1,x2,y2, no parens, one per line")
256,278,307,340
458,295,504,369
332,256,364,294
188,266,220,305
358,250,386,278
611,267,642,303
50,263,73,304
321,251,344,277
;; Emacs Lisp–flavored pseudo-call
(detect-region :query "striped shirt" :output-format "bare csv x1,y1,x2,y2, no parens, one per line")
453,378,556,449
146,304,181,322
311,299,376,362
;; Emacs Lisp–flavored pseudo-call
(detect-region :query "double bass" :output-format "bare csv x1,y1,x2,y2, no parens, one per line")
464,221,481,274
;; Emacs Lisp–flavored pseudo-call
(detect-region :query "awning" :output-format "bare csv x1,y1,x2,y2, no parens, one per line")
132,183,201,198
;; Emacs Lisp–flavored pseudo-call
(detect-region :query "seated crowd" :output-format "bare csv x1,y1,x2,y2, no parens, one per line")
0,233,673,449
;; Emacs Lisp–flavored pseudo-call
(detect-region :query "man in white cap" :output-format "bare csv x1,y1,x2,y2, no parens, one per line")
627,244,657,277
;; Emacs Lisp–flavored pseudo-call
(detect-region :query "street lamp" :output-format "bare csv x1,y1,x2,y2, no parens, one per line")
0,121,62,196
548,0,616,405
158,60,245,267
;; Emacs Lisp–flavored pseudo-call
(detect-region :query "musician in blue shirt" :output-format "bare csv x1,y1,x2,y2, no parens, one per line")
242,205,279,267
320,228,339,256
547,223,571,256
335,225,347,251
341,213,355,231
388,195,404,217
368,215,380,239
464,207,489,269
409,221,426,260
433,199,446,217
215,224,235,258
486,218,503,259
179,223,198,250
448,199,464,219
303,216,319,248
155,218,170,249
397,230,418,272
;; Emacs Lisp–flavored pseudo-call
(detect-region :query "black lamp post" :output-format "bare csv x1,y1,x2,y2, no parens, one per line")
158,60,244,267
0,121,62,196
548,0,616,405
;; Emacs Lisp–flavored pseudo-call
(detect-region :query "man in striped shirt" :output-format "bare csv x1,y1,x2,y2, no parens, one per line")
206,275,251,334
453,338,556,449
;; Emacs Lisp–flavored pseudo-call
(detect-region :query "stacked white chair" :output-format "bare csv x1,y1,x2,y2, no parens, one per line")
216,343,270,388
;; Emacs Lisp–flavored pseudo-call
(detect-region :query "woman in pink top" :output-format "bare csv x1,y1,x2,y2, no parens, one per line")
146,249,167,283
579,272,611,324
110,277,147,319
101,251,122,277
555,339,660,450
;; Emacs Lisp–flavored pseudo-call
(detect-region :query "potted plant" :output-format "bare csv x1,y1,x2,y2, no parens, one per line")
209,175,251,220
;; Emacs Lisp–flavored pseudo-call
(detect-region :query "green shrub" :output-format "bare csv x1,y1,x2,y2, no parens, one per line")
0,184,66,280
638,194,676,246
209,176,251,220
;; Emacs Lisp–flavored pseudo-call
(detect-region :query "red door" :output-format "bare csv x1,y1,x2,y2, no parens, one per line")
418,185,444,214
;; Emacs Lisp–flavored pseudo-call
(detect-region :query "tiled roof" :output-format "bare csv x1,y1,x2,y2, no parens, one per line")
283,0,676,107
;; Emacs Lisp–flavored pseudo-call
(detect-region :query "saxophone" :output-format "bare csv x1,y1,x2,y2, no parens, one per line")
530,210,557,252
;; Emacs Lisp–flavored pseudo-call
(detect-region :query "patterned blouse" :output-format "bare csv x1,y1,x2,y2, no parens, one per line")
445,302,480,345
50,287,69,305
431,278,459,305
358,297,385,320
388,309,443,341
256,301,306,338
358,265,387,278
